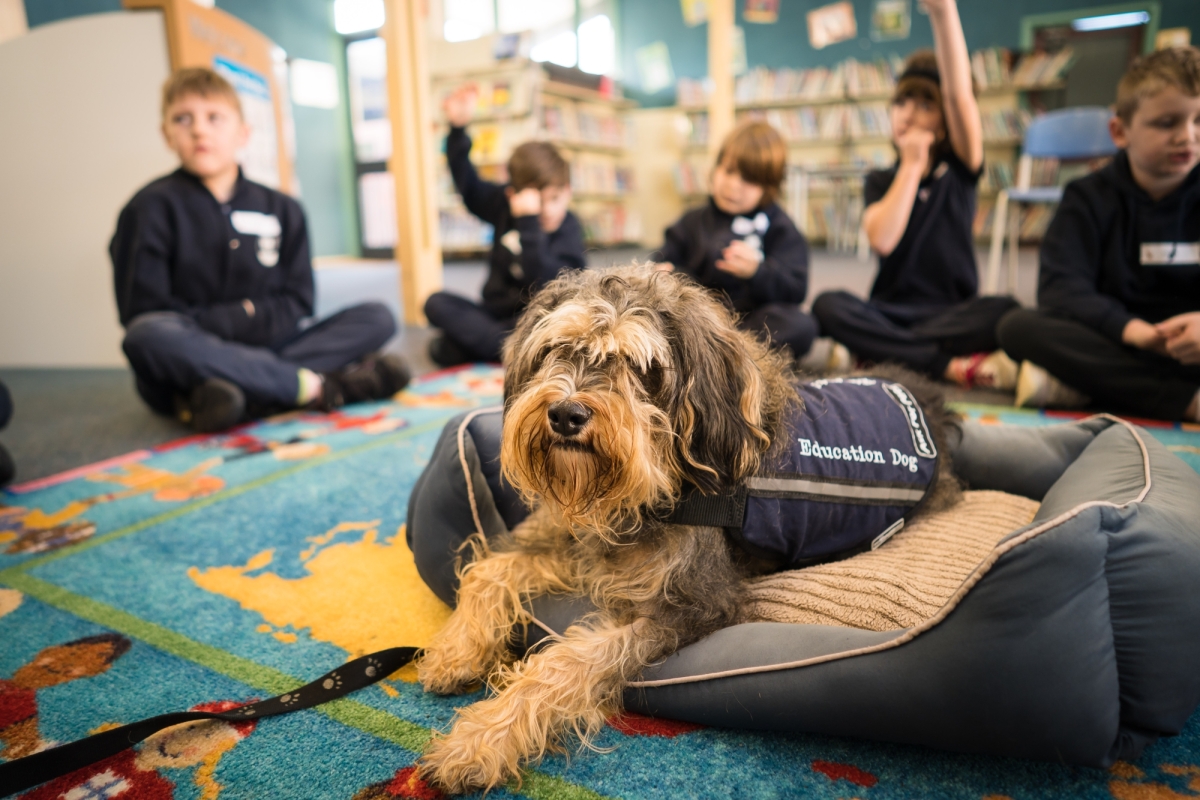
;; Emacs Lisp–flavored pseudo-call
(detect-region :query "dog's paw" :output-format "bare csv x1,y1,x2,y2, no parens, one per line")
416,645,490,695
418,721,521,794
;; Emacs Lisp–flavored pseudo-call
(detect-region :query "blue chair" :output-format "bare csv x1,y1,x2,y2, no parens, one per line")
984,106,1117,295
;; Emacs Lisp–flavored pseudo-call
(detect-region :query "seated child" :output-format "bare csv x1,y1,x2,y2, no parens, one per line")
111,68,408,433
812,0,1018,387
998,46,1200,420
655,119,815,358
424,84,586,366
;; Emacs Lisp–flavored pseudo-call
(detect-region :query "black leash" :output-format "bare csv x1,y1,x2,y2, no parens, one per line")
0,646,420,797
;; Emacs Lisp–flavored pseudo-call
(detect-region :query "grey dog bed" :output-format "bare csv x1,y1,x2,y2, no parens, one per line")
405,408,1200,767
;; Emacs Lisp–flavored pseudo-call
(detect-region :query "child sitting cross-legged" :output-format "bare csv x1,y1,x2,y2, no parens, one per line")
654,120,816,360
998,46,1200,420
424,84,586,367
111,68,409,433
812,0,1019,389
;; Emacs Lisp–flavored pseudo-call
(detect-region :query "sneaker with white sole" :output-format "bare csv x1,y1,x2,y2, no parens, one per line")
976,350,1019,390
1014,361,1090,409
796,338,854,374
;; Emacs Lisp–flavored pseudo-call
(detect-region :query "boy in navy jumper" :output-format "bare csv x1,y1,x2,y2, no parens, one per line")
812,0,1018,388
111,68,407,433
998,47,1200,420
655,120,816,358
424,84,586,366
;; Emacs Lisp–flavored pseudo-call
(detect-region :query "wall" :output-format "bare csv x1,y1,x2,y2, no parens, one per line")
22,0,359,258
0,12,176,366
620,0,1200,107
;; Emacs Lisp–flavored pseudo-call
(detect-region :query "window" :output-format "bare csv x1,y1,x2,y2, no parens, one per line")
498,0,575,34
440,0,617,77
443,0,496,43
577,13,614,75
334,0,385,35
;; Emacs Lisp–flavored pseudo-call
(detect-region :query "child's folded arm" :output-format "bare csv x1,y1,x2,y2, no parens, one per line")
111,195,192,326
1037,184,1133,342
748,218,809,304
655,214,693,273
445,126,509,227
519,213,585,289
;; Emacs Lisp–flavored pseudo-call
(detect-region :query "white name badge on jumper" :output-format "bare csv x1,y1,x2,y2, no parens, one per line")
1140,242,1200,266
230,211,282,238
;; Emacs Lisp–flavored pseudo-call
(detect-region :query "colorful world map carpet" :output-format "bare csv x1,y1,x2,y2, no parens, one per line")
3,367,1200,800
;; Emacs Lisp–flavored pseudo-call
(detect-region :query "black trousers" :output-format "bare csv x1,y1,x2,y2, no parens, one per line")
424,292,514,364
740,304,819,358
122,302,396,414
811,291,1020,377
998,308,1200,420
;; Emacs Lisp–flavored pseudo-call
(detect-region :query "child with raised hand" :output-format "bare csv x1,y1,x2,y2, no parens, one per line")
812,0,1019,388
112,68,407,433
998,46,1200,420
424,84,586,367
655,120,815,359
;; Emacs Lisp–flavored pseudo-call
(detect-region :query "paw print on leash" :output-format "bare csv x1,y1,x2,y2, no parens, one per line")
279,692,302,707
322,671,344,692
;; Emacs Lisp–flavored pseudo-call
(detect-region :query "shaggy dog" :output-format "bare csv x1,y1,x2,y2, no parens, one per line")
416,265,960,793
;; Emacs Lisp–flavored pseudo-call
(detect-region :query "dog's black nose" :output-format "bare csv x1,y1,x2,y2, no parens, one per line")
547,400,592,437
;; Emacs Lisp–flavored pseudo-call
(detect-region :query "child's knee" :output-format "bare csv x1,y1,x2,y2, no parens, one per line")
121,311,191,360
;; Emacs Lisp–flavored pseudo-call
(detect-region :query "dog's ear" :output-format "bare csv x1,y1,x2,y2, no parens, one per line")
661,285,771,492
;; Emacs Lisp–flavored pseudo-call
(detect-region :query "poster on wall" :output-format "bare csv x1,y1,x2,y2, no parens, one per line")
214,56,280,189
346,37,392,164
743,0,779,24
807,1,858,50
636,41,675,94
871,0,910,41
681,0,708,27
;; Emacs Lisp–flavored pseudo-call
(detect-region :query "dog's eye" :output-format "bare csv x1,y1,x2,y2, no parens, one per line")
640,364,665,396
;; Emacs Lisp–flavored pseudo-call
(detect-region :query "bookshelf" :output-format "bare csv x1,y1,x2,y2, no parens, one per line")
431,61,640,257
672,49,1075,246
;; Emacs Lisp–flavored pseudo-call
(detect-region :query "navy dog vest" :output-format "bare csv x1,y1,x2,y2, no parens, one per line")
668,377,939,566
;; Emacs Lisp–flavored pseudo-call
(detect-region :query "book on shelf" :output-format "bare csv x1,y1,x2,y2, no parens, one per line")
971,47,1013,90
972,199,1057,240
578,205,642,245
439,207,494,252
540,101,630,148
569,154,634,196
677,77,711,107
980,107,1030,141
1011,48,1075,88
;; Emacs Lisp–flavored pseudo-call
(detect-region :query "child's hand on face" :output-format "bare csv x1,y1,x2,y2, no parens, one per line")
1157,312,1200,364
442,84,478,128
896,127,936,168
508,187,542,218
716,239,762,279
653,262,675,272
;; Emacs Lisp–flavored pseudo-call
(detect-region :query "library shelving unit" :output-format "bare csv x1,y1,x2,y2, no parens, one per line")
673,49,1074,249
430,60,640,258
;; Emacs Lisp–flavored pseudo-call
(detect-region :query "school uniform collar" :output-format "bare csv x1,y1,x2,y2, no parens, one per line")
174,166,248,206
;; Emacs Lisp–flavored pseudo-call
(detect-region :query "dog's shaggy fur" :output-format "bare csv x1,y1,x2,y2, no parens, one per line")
416,265,960,792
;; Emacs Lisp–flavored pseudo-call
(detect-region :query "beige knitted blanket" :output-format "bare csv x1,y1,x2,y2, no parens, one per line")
740,490,1040,632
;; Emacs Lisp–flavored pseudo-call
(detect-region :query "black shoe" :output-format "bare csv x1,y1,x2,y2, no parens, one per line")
0,442,14,487
324,353,412,407
181,379,245,433
428,335,471,368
